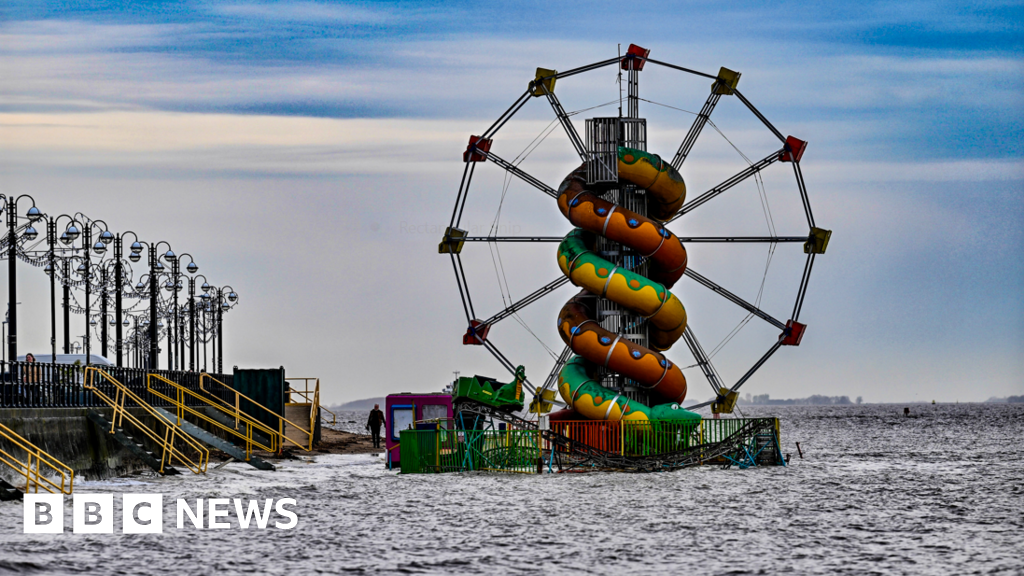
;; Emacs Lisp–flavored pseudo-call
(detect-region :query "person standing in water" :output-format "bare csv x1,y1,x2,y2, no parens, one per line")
366,404,386,448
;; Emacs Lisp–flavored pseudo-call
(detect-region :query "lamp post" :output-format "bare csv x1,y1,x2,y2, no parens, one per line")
187,274,208,371
1,194,43,363
149,242,171,370
116,231,149,368
212,285,238,374
167,254,197,371
118,234,168,370
73,214,110,366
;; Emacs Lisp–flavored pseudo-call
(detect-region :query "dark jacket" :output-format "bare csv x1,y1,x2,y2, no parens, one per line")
367,409,386,429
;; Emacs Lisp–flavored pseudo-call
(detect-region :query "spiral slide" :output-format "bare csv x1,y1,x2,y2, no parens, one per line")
553,148,700,424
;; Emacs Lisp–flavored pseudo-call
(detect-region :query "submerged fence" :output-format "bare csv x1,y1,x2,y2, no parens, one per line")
400,428,542,474
400,417,783,474
0,360,233,409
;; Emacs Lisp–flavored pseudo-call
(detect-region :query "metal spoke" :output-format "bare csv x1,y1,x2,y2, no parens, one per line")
791,253,815,322
669,148,783,222
482,276,571,328
539,345,572,395
793,160,816,229
684,268,786,330
681,325,725,394
733,89,786,143
671,91,721,170
730,340,784,393
551,57,620,80
539,85,588,162
677,236,808,243
484,151,558,199
645,58,718,80
482,339,537,395
462,236,564,243
480,89,533,141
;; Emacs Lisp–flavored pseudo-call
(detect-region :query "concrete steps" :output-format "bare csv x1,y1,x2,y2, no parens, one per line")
86,410,181,476
152,407,275,471
283,405,312,450
0,478,23,501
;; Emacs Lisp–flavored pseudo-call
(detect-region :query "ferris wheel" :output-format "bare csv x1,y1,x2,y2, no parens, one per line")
441,44,829,421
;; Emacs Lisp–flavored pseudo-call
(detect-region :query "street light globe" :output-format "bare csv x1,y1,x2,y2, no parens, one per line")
221,302,231,311
109,318,116,327
44,263,53,275
60,232,72,245
175,281,183,292
186,262,198,274
157,320,164,329
135,281,146,292
200,293,210,300
77,263,87,275
130,241,143,254
154,262,165,272
26,206,43,222
89,319,97,327
227,292,238,302
163,250,175,262
122,319,130,327
93,241,106,255
164,281,174,292
24,226,38,241
129,252,141,262
66,225,80,240
201,282,211,293
99,230,114,243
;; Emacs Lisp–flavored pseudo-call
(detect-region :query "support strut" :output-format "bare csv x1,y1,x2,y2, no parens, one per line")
684,268,787,330
670,148,783,221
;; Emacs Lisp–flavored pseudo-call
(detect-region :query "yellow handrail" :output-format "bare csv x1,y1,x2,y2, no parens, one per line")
84,368,208,474
0,422,74,495
285,377,335,425
199,373,314,451
146,374,280,460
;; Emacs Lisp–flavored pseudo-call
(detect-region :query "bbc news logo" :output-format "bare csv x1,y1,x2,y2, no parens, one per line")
24,494,298,533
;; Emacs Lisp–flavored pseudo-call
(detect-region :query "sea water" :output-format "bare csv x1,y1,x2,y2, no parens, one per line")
0,404,1021,575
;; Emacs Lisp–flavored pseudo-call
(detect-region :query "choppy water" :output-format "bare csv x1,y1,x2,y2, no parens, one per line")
1,404,1022,575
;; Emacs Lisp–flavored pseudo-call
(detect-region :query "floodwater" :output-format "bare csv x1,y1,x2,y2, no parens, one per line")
1,404,1022,575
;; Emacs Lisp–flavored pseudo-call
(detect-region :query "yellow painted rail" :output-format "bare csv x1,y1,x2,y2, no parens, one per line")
287,377,334,424
199,374,314,452
146,373,280,460
84,367,208,474
0,422,74,495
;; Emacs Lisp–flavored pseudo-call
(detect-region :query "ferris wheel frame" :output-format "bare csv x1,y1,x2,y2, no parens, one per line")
441,44,830,413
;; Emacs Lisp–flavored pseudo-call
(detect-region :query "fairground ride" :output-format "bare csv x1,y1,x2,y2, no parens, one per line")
440,44,829,431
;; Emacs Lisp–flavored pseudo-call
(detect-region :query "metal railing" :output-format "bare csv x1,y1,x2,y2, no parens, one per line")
84,367,209,474
286,377,335,425
0,360,232,409
399,428,542,474
0,421,74,494
199,374,313,451
146,373,280,460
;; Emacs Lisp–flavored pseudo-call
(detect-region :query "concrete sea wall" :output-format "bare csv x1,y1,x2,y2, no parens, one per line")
0,407,228,485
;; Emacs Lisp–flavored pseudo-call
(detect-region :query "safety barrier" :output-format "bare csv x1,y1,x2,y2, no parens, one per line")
200,374,313,451
399,428,542,474
286,377,335,425
546,418,776,458
548,420,701,457
0,422,74,495
0,360,232,409
84,368,209,474
146,373,280,459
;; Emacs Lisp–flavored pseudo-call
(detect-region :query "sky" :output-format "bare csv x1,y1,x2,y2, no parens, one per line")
0,0,1021,405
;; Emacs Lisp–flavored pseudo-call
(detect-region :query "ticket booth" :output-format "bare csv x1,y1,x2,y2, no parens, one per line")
384,392,452,468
